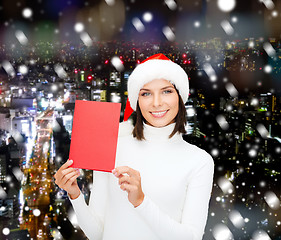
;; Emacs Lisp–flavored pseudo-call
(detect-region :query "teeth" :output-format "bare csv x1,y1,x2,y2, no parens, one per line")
151,110,167,116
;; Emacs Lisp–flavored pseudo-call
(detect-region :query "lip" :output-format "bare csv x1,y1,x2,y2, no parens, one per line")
150,110,169,118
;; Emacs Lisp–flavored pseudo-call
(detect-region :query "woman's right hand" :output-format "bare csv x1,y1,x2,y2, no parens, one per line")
54,159,81,200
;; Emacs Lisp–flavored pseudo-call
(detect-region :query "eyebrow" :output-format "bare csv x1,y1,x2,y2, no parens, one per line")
139,86,175,91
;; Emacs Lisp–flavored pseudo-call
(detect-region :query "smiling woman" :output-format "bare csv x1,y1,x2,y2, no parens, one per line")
138,79,179,127
55,53,214,240
133,79,187,140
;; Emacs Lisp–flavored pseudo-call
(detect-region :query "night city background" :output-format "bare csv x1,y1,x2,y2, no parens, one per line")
0,0,281,239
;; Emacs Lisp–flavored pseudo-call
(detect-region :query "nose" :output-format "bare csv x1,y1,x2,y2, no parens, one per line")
152,93,163,107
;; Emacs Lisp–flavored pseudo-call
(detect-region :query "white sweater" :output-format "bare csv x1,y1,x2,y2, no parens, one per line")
69,121,214,240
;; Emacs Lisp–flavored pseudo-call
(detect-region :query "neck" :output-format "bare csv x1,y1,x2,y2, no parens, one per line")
143,122,182,142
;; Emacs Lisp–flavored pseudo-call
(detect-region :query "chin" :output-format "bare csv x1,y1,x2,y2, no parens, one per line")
146,119,174,128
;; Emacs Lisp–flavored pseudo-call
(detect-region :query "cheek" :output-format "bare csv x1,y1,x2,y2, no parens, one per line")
169,95,179,110
138,98,149,113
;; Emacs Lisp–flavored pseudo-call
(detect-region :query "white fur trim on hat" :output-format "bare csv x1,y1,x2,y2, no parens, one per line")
128,59,189,111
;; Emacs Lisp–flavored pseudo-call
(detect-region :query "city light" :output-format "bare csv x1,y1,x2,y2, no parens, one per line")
0,4,281,238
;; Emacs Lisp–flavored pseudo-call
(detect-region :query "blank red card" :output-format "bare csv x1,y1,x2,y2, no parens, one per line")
69,100,121,172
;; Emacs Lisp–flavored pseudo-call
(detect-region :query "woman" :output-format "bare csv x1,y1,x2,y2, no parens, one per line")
54,53,214,240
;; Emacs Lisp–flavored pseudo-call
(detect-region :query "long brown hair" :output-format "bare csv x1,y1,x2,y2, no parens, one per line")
132,88,187,140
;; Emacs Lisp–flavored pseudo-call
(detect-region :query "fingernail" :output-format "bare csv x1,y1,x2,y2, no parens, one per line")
69,160,73,164
112,169,118,176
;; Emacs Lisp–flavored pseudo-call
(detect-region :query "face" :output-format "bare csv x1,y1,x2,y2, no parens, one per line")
138,79,179,127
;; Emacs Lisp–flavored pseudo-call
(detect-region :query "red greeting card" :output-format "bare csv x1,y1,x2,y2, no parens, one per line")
69,100,121,172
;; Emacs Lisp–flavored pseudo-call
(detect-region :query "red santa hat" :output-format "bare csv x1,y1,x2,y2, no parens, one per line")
124,53,189,121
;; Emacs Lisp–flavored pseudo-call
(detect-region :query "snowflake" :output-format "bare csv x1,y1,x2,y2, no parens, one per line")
217,0,236,12
22,8,33,18
132,18,145,32
221,20,234,35
143,12,153,22
111,56,124,71
74,22,84,33
162,26,175,41
2,228,10,236
33,209,41,217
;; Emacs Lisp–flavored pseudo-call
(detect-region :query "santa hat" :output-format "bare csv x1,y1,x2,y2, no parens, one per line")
124,53,189,121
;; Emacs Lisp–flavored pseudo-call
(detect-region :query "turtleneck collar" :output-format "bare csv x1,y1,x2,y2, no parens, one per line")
143,122,182,142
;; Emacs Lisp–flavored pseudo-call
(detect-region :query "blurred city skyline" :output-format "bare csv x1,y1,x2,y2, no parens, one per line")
0,1,281,239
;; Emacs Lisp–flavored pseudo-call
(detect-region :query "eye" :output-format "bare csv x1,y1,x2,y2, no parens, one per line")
141,92,151,97
163,90,173,94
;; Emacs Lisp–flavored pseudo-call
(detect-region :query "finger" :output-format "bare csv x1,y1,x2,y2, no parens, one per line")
55,166,77,182
113,166,139,178
61,167,78,176
55,160,73,180
118,175,134,186
65,172,80,189
60,159,74,170
112,166,130,177
120,183,137,192
60,171,79,186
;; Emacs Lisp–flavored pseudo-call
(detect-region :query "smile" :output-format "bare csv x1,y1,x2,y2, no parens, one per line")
150,110,168,118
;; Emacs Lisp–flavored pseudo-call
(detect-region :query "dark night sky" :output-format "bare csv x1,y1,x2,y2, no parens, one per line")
0,0,281,96
0,0,280,42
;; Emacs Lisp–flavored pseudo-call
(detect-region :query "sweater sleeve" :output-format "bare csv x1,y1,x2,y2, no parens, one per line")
69,171,109,240
135,154,214,240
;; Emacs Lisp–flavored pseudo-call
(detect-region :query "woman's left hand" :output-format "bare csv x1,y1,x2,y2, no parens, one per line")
112,166,144,208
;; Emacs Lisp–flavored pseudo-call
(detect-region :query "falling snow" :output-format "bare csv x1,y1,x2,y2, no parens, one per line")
225,83,238,97
221,20,234,35
105,0,115,6
263,42,276,57
213,223,234,240
111,56,124,71
2,60,16,77
18,65,29,75
165,0,177,11
15,30,28,45
194,21,201,28
216,115,229,130
143,12,153,23
22,8,33,18
217,0,236,12
0,1,280,240
264,65,272,73
252,229,271,240
162,26,175,41
229,210,245,228
80,32,93,47
132,17,145,32
256,124,269,138
218,176,234,194
74,22,85,33
33,209,41,217
203,63,217,82
54,64,68,79
262,0,275,10
264,191,280,210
